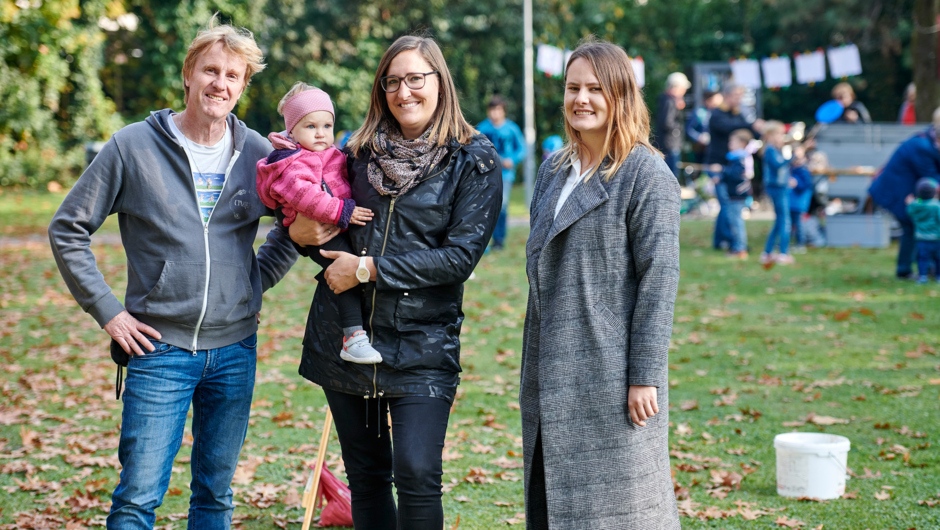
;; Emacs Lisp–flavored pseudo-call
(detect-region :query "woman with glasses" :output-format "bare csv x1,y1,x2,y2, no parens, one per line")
287,35,501,529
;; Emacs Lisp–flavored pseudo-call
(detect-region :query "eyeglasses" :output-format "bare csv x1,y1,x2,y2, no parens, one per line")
380,71,440,93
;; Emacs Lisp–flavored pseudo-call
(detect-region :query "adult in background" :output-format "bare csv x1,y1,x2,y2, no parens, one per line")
869,108,940,279
833,82,872,124
686,89,723,164
654,71,691,179
899,83,917,125
522,39,681,529
48,19,297,529
287,36,501,529
478,95,526,250
705,83,764,250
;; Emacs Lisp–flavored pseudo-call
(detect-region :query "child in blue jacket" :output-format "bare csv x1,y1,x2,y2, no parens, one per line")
760,121,795,265
788,148,816,253
710,129,758,259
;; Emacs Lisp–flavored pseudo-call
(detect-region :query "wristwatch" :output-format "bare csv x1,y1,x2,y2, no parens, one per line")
356,257,370,283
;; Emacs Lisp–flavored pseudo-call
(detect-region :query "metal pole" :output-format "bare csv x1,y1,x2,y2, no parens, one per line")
523,0,536,211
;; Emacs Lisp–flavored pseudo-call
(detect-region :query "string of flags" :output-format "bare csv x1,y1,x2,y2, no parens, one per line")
729,44,862,90
537,43,861,90
536,44,645,87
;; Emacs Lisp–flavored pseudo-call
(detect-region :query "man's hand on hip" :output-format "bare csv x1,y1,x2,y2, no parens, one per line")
105,310,162,356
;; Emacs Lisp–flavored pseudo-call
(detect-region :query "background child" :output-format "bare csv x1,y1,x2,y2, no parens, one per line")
788,145,814,254
710,129,758,259
256,82,381,364
905,178,940,283
760,121,794,265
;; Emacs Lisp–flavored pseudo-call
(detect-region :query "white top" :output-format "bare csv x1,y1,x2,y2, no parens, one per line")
554,159,592,219
168,115,233,224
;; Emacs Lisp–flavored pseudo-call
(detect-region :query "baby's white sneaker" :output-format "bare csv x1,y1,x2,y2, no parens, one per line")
341,330,383,364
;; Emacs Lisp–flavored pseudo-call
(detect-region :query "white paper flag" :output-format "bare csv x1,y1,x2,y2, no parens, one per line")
760,56,792,88
827,44,862,78
794,50,826,84
536,44,565,77
631,57,645,88
730,59,761,89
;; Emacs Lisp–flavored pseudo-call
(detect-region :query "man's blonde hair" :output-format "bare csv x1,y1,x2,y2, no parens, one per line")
182,15,265,101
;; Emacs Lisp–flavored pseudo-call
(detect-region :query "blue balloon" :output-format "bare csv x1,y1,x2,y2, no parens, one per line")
815,100,845,124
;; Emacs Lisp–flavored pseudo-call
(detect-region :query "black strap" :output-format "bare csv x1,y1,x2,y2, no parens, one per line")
115,365,124,400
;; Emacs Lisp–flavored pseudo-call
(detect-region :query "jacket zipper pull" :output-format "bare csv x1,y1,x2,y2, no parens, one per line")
376,391,385,439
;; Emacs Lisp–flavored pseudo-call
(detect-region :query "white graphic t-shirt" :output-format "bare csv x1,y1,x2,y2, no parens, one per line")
168,115,234,224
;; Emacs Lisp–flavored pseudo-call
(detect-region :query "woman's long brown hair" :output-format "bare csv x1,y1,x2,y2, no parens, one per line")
347,36,476,157
557,37,659,181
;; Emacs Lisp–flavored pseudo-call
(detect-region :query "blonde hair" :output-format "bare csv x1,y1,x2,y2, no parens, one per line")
933,107,940,130
808,150,829,172
729,128,754,146
759,120,785,154
347,36,476,156
556,37,656,182
277,81,315,116
831,82,855,101
182,15,265,102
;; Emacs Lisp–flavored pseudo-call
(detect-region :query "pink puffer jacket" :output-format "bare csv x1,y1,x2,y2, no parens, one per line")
256,133,353,227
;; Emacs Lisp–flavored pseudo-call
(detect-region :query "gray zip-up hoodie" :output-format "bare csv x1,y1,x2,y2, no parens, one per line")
49,109,298,350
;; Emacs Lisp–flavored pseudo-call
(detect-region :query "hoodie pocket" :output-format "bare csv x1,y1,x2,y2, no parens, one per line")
201,261,254,327
142,261,205,323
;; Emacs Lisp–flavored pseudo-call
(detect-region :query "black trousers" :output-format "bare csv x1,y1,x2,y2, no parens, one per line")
323,389,451,530
306,233,362,330
525,427,550,530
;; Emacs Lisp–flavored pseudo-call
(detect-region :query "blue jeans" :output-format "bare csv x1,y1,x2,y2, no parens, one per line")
664,150,680,180
324,389,451,530
763,187,790,255
491,177,513,247
108,335,258,530
790,211,805,246
897,217,918,277
713,182,733,249
726,200,748,252
917,240,940,279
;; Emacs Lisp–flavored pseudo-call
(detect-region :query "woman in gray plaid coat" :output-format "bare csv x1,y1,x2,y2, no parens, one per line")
521,39,681,529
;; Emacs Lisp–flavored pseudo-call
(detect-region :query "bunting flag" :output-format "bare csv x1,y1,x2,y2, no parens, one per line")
827,44,862,78
631,57,645,88
761,56,792,88
794,50,827,85
730,58,762,89
536,44,565,77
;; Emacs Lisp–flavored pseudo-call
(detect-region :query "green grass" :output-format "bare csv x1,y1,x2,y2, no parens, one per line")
1,190,939,529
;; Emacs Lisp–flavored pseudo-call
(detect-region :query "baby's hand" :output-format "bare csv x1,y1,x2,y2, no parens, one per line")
350,206,374,226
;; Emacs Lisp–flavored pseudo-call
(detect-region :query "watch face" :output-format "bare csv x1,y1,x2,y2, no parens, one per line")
357,268,370,281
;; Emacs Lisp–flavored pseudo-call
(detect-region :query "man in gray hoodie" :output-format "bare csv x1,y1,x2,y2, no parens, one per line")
48,20,297,530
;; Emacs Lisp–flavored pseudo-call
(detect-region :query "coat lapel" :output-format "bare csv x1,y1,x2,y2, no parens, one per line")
527,163,570,254
544,170,610,246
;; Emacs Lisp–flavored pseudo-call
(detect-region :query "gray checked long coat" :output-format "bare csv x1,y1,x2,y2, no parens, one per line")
521,146,681,529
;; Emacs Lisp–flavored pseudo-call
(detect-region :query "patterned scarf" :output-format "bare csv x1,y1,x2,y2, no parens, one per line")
367,122,449,197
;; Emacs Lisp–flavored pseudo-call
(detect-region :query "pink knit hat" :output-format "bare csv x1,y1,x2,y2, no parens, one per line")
282,87,334,134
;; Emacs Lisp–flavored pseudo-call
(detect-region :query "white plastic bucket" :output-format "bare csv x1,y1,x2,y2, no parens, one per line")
774,432,851,500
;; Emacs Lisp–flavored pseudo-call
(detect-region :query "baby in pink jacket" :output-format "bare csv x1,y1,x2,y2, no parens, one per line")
257,83,381,364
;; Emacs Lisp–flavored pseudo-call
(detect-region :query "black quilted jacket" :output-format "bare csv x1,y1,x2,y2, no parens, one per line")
298,134,502,402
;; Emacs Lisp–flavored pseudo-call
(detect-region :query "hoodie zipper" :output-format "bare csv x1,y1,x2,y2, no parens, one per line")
363,147,460,398
189,150,240,352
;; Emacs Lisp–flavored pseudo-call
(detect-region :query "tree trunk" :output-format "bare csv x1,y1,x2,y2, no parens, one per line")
913,0,940,122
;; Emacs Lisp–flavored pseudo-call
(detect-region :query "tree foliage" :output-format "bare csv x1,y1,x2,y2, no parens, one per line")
1,0,920,188
0,0,122,187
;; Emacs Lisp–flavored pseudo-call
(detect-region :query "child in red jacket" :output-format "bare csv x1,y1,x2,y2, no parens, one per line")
257,83,380,364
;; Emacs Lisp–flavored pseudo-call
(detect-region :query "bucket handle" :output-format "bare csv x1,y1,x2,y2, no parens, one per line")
823,452,849,479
